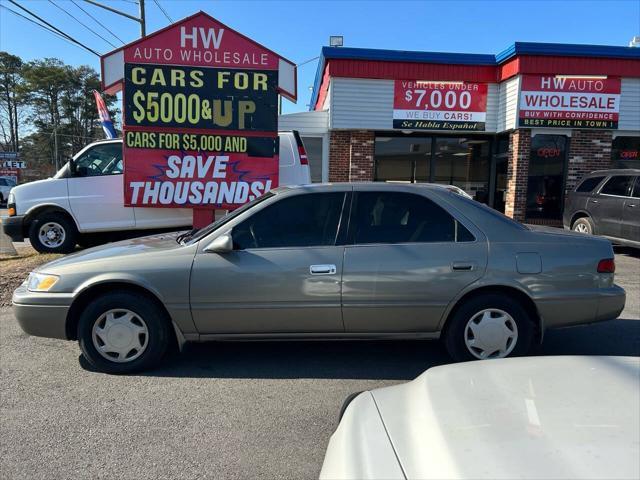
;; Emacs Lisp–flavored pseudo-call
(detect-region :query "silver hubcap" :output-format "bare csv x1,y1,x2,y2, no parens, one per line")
574,223,588,233
92,309,149,363
39,222,66,248
464,308,518,359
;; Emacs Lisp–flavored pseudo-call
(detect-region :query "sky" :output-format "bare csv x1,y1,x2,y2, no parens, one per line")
0,0,639,114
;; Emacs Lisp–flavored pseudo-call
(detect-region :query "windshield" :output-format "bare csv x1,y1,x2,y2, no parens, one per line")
184,192,276,245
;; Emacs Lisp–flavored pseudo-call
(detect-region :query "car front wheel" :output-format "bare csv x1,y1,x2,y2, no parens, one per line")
77,291,170,374
572,217,594,235
28,212,78,254
444,294,534,362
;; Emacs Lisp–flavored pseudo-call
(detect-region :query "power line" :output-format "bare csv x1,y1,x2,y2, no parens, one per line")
7,0,102,56
152,0,172,23
70,0,125,45
48,0,118,49
0,4,98,55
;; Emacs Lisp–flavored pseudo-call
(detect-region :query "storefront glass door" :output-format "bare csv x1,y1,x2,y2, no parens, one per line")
433,138,491,203
375,136,431,182
525,135,568,221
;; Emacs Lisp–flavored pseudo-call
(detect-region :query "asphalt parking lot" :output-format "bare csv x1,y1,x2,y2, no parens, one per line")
1,248,639,479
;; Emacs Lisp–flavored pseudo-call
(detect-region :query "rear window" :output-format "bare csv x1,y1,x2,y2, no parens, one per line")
576,176,605,193
600,176,634,197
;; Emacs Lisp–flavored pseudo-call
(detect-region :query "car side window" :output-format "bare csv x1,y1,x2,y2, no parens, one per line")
350,192,474,244
73,143,123,177
600,176,634,197
576,176,605,193
632,177,640,199
232,192,345,249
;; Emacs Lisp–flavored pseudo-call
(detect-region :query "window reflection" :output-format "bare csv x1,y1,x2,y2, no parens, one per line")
433,138,490,204
375,137,431,183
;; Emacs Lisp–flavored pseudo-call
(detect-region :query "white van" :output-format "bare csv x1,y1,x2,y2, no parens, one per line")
3,131,310,253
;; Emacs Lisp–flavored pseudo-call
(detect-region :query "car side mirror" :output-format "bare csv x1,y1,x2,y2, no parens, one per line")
204,233,233,254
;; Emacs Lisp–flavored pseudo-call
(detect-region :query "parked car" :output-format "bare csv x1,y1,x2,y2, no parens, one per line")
13,183,625,373
2,131,310,253
320,356,640,480
564,169,640,248
0,175,16,206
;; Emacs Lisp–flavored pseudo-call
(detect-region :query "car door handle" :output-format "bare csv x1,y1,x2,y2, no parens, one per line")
626,204,637,208
310,264,337,275
452,262,475,271
589,199,599,204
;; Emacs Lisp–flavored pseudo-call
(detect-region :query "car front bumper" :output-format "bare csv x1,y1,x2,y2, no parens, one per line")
537,285,626,330
2,214,24,242
12,283,73,340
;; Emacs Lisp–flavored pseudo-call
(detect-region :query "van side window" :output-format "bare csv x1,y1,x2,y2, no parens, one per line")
576,176,605,193
600,176,634,197
350,192,474,244
73,143,123,177
232,192,345,249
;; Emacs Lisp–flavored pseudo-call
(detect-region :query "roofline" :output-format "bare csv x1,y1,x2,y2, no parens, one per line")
100,10,295,69
309,42,640,110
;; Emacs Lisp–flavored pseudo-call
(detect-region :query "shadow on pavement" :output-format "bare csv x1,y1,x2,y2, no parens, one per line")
79,317,640,380
613,246,640,258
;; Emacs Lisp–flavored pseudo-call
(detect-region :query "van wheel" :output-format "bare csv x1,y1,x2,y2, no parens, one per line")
444,294,534,362
572,217,594,235
78,291,170,374
28,211,78,254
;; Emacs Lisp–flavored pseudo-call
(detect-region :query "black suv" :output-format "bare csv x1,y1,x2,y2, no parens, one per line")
563,169,640,248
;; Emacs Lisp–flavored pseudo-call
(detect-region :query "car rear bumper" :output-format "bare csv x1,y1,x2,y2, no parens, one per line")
12,284,73,340
2,214,24,242
538,285,626,329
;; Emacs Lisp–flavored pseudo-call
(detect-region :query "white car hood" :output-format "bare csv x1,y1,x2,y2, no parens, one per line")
371,356,640,479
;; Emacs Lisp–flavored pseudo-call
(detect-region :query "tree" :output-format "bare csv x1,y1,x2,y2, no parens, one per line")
0,51,25,152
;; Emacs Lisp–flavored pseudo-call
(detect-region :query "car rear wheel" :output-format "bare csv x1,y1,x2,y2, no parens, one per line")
572,217,594,235
78,291,170,374
444,294,534,362
28,212,78,254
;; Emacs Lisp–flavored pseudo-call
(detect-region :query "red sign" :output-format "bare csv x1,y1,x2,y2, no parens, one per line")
100,12,289,213
393,80,488,131
519,75,621,129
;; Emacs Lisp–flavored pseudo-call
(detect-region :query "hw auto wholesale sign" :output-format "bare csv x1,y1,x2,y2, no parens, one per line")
393,80,488,131
519,75,621,129
100,11,296,220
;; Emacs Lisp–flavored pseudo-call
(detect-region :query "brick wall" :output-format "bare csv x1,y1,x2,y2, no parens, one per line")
504,129,531,222
328,130,375,182
566,130,613,193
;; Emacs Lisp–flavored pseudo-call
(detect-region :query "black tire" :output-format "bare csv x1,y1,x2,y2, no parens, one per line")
28,211,78,254
572,216,594,235
444,293,534,362
77,291,171,374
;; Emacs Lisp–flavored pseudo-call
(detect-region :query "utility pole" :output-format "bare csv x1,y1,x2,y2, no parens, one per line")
138,0,146,37
83,0,146,38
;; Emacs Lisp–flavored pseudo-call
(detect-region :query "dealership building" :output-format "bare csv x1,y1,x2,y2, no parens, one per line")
280,42,640,224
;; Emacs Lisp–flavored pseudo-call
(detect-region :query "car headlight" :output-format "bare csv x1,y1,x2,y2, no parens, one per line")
8,191,15,204
27,273,60,292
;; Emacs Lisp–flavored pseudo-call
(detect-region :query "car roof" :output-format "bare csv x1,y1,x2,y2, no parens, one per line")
586,168,640,176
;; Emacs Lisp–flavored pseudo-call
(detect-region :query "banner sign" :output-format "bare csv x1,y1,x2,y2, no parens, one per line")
393,80,488,131
124,64,278,131
112,12,286,209
0,159,25,169
519,75,621,129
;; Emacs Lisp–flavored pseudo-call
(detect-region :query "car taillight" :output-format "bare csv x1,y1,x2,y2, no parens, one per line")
536,195,545,205
597,258,615,273
292,130,309,165
298,146,308,165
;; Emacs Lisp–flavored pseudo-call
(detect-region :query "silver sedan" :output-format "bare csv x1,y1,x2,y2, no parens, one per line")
13,183,625,373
